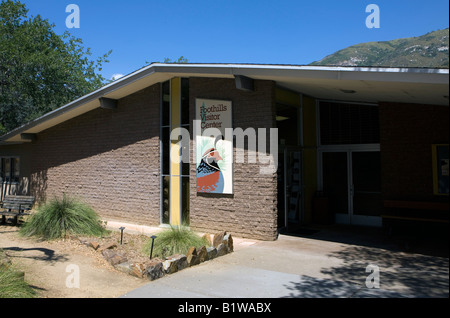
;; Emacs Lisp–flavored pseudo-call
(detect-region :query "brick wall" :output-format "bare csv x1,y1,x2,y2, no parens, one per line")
379,102,449,201
188,78,278,240
11,77,279,240
30,84,161,225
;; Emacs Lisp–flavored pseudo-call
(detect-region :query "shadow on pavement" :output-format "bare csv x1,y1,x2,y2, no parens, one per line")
3,246,69,263
281,224,449,298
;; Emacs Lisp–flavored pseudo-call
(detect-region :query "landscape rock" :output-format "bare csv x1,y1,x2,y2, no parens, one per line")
223,233,234,253
99,229,233,280
197,246,208,263
102,249,128,266
186,247,200,267
163,254,188,274
145,259,164,281
89,241,100,250
114,262,133,275
130,263,147,278
78,238,92,248
216,243,227,257
206,246,217,260
202,233,213,246
101,242,117,251
213,231,227,248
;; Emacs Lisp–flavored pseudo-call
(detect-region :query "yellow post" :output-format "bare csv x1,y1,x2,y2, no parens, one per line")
170,78,181,226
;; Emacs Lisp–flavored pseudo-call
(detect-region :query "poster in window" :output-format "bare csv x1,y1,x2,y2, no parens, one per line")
195,99,233,194
432,144,449,195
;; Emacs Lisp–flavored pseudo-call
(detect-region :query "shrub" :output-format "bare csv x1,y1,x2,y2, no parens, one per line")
19,194,108,240
0,267,36,298
143,226,208,259
0,250,35,298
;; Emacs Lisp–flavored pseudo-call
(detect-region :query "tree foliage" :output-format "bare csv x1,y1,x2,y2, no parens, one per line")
164,56,189,63
0,0,111,134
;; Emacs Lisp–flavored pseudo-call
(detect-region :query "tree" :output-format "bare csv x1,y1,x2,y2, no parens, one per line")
0,0,111,134
164,56,189,63
145,56,189,66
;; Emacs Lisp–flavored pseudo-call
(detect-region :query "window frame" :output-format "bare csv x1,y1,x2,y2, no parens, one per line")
317,99,380,146
0,156,20,184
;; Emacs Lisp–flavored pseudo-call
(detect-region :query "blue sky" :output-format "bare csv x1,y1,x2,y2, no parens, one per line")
19,0,449,81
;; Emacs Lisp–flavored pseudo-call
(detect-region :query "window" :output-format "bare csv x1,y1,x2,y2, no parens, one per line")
1,157,20,183
161,80,171,224
161,78,190,225
319,101,379,145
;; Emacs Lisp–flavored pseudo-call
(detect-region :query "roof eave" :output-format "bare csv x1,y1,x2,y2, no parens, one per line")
1,63,448,143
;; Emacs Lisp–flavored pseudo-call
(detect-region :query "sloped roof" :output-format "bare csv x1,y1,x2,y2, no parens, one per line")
1,63,448,144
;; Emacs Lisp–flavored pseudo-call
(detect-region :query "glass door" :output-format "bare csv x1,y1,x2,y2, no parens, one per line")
322,152,349,222
351,151,382,225
320,149,381,226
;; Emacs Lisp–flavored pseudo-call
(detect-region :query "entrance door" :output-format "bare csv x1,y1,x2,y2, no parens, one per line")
321,149,382,226
277,147,302,229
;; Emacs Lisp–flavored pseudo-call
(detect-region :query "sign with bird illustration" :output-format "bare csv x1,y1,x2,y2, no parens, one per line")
195,99,233,194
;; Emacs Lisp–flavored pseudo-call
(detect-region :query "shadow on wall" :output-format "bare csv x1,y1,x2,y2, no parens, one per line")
30,169,48,205
1,177,30,201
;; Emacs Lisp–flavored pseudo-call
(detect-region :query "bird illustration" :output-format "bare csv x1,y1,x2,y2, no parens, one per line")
197,147,224,193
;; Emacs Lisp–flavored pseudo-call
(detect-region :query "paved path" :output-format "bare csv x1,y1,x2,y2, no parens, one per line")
122,227,449,298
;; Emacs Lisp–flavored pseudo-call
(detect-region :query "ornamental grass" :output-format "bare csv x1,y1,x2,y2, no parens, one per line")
143,226,208,259
19,194,108,240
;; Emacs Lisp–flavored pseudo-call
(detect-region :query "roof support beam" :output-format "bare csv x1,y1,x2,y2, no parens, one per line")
21,133,37,142
99,97,118,110
235,75,254,92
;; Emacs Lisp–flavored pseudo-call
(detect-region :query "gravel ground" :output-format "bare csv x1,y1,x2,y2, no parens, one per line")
0,223,152,298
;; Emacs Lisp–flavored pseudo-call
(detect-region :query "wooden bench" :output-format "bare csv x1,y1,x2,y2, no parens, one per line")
382,200,449,235
0,195,35,225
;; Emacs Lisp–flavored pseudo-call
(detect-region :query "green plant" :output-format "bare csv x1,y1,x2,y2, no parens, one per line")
143,226,208,259
19,194,108,240
0,261,35,298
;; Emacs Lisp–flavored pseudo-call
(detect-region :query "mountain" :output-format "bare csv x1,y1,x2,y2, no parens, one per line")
310,28,449,68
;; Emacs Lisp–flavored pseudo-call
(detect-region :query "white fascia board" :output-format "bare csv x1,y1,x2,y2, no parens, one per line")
1,63,448,143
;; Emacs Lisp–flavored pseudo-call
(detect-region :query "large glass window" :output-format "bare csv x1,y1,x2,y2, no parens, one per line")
161,79,190,225
1,157,20,183
319,101,379,145
162,81,170,127
180,78,190,225
161,80,171,224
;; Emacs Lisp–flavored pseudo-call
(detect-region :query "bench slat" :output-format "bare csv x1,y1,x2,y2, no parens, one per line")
2,204,33,208
382,200,449,227
0,212,30,216
383,200,449,211
1,195,35,213
381,214,449,223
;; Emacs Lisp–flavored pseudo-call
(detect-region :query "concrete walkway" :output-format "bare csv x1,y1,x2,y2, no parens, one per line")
121,226,449,298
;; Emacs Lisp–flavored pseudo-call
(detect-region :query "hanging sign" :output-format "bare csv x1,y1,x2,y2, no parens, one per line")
195,98,233,194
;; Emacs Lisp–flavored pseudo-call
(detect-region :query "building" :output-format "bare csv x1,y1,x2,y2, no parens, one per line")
0,64,448,240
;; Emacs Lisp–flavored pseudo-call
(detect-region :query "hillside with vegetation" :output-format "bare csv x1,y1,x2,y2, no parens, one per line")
310,28,449,68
